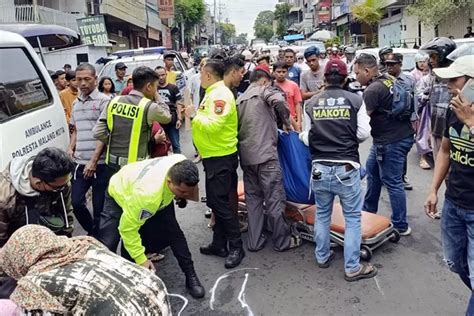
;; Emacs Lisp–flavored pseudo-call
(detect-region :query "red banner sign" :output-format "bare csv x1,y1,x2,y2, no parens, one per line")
159,0,175,19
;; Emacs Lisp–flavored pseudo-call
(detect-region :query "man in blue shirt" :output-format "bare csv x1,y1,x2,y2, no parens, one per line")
113,62,128,94
284,48,301,86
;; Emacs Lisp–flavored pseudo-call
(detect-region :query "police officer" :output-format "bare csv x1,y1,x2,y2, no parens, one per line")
301,59,376,281
237,64,302,252
97,155,205,298
192,59,245,269
93,66,172,172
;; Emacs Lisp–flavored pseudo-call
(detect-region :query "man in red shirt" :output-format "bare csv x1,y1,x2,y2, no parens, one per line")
273,62,303,132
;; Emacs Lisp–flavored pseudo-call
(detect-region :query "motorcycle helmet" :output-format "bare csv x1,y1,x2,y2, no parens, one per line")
378,46,393,62
419,37,456,66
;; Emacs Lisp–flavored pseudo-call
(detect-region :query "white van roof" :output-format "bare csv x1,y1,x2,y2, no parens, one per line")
0,30,30,47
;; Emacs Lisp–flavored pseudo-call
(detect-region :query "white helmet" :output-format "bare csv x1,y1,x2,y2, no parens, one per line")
415,52,429,62
242,50,253,60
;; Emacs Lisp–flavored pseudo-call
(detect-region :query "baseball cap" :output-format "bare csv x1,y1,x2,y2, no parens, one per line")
433,55,474,78
115,62,127,70
304,46,320,59
384,53,403,64
324,58,348,76
254,64,271,77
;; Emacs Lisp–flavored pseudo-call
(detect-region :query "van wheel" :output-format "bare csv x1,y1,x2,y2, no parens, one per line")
360,246,373,261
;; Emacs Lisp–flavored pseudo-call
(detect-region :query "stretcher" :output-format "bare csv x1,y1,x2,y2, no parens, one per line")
237,181,400,260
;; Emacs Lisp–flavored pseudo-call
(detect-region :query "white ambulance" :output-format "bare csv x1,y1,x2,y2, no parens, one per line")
0,30,69,170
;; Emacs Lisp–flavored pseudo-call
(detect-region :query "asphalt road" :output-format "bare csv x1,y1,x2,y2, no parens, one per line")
79,128,469,316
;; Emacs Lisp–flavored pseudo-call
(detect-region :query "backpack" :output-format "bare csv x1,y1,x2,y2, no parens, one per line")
381,74,414,120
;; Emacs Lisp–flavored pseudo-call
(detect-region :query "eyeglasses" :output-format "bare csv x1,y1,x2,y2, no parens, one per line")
42,178,70,192
297,57,304,61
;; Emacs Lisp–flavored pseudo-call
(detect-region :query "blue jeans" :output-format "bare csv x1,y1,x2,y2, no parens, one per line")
441,197,474,315
71,163,111,236
162,123,181,154
312,163,362,273
363,136,414,230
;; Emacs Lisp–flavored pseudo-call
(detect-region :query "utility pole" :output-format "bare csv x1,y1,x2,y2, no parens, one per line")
213,0,217,44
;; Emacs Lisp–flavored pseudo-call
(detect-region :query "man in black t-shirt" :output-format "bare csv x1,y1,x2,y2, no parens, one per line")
155,66,184,153
425,55,474,315
354,54,414,236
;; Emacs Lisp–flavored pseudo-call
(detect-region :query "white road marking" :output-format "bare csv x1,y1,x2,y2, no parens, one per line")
209,268,259,311
373,276,385,297
237,273,254,316
167,293,189,316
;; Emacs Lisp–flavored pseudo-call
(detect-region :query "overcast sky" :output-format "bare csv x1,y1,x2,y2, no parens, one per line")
205,0,278,38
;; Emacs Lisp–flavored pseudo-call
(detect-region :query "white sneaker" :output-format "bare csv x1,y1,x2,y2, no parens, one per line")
397,226,412,236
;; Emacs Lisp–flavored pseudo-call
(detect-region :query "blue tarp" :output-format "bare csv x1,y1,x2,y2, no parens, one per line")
277,131,314,204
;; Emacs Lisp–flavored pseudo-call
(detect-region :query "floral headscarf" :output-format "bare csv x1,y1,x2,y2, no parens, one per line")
0,225,101,313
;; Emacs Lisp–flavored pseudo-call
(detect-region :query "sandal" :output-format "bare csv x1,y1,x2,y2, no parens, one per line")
344,262,378,282
147,253,165,262
288,234,302,249
419,158,431,170
317,250,335,268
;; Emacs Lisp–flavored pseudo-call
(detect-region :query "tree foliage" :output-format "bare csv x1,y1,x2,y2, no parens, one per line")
407,0,473,27
274,3,291,39
253,10,274,43
175,0,206,27
350,0,384,26
350,0,385,47
219,23,236,45
235,33,248,45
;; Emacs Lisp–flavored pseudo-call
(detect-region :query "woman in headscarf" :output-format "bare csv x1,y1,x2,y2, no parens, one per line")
0,225,171,315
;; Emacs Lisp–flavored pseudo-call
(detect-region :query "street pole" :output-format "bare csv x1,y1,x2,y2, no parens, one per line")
181,21,185,49
213,0,217,45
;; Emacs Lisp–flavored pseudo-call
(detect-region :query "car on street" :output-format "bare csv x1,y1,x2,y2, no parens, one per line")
355,47,418,72
98,47,192,94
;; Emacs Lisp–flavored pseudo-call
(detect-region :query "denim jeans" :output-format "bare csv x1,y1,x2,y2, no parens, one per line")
363,136,414,230
71,163,111,236
162,123,181,154
312,163,362,273
441,197,474,315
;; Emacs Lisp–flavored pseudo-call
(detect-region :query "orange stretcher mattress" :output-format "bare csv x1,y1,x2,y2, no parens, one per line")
237,181,391,240
285,202,391,240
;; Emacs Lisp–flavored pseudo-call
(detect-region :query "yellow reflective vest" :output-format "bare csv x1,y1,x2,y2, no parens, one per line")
192,81,238,158
106,95,151,165
108,154,186,264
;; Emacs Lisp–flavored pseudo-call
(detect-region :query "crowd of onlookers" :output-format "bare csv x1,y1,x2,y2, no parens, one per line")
0,35,472,314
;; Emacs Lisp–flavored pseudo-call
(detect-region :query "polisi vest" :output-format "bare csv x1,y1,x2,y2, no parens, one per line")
106,95,151,165
306,86,362,163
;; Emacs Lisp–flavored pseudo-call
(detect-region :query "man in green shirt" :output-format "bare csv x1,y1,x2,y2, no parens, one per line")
97,154,205,298
192,59,245,269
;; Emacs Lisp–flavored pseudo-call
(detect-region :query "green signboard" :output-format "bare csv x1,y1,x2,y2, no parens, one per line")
76,15,109,46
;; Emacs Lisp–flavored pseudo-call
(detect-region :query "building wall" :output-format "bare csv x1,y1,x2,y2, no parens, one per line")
438,7,473,39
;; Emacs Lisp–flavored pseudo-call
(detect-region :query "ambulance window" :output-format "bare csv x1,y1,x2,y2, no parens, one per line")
0,47,52,123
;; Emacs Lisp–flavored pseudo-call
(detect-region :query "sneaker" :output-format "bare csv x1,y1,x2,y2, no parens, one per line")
397,226,412,236
204,208,212,218
403,176,413,191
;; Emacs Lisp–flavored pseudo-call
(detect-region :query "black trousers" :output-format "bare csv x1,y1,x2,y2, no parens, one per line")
71,163,111,236
97,193,194,274
202,152,242,250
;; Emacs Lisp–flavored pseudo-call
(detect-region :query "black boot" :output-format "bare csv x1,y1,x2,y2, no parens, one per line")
185,270,205,299
200,244,228,258
225,248,245,269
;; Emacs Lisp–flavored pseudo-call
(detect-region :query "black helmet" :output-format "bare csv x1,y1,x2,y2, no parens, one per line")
419,37,456,66
378,46,393,61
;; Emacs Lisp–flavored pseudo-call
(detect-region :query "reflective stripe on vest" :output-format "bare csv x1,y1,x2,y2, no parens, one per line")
106,96,149,164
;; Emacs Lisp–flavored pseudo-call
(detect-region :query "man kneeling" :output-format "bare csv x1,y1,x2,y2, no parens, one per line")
97,155,205,298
